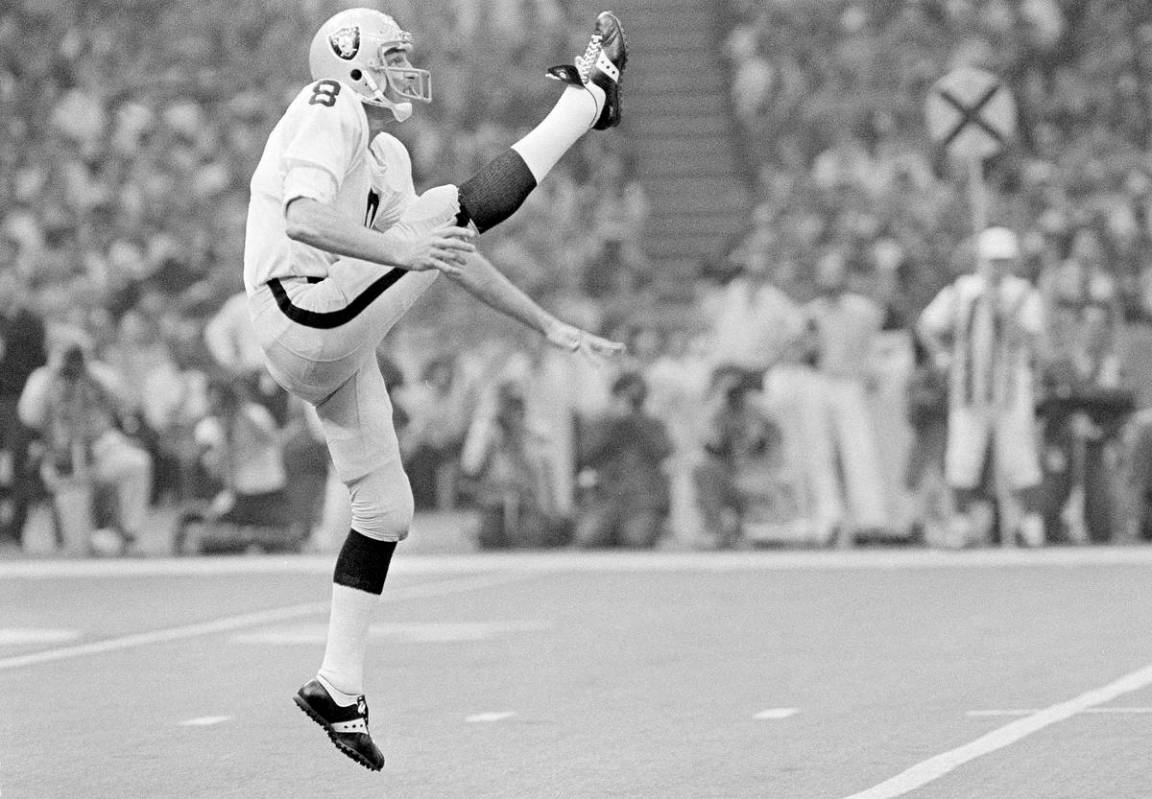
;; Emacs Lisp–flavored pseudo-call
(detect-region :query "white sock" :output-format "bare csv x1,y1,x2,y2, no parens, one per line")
316,673,360,707
317,583,378,701
510,84,605,183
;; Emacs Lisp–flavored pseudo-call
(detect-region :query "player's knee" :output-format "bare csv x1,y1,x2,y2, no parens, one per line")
347,469,414,542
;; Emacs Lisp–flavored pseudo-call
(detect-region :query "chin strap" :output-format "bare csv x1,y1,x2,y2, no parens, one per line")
361,71,412,122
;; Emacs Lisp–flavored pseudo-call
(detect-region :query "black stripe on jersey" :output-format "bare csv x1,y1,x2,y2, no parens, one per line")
267,271,406,329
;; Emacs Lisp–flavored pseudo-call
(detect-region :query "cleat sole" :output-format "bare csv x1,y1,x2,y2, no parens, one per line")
293,695,384,772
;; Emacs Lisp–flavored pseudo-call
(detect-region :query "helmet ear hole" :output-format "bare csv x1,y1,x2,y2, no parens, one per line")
350,69,362,81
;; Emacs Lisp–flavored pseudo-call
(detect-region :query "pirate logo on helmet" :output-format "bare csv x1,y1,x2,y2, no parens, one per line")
329,25,360,60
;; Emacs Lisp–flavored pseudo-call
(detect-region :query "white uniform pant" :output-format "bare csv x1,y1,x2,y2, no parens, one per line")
247,186,459,541
945,401,1042,492
765,366,888,537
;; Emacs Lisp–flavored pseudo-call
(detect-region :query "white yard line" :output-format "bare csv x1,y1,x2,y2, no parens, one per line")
178,716,233,727
967,706,1152,717
465,712,516,723
841,660,1152,798
0,573,527,672
0,628,80,645
754,708,800,720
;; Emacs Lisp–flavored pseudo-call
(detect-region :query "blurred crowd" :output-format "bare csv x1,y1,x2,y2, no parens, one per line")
0,0,648,554
7,0,1152,554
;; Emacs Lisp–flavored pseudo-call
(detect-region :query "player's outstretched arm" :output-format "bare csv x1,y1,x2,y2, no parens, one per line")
285,197,475,275
445,251,625,363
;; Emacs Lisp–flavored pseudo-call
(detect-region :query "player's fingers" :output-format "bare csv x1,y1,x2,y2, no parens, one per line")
438,236,475,253
431,257,462,276
445,225,476,239
435,224,476,243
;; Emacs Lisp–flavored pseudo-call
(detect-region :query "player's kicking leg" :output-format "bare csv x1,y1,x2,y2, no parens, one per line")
453,11,627,234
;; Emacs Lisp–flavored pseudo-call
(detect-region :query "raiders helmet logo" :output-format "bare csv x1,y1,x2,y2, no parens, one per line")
329,25,360,60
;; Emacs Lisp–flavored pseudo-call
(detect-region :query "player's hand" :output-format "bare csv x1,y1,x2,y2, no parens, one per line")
398,225,475,276
545,321,626,364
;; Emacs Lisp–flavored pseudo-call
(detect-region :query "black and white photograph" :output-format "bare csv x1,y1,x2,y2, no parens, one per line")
4,0,1152,796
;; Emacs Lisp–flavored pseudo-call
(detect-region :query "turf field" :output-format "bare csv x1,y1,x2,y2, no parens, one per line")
4,547,1152,798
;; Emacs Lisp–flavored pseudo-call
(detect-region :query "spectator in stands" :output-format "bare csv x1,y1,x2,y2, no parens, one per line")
18,335,152,554
918,227,1047,547
0,271,47,547
575,371,672,549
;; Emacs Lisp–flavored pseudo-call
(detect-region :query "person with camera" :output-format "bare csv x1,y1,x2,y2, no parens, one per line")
574,371,672,549
17,333,153,555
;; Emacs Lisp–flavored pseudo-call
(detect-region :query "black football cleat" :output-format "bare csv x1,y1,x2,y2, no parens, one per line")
547,11,628,130
293,679,385,772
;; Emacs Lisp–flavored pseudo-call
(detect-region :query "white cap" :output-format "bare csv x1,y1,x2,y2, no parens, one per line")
977,226,1019,261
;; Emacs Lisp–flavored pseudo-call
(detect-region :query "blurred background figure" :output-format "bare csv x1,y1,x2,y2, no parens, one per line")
695,366,776,549
18,335,152,555
400,355,471,512
802,248,889,545
903,333,953,547
574,371,671,550
918,227,1046,547
204,289,290,426
703,205,806,377
0,271,47,549
280,396,330,549
460,382,567,550
181,378,293,553
1037,226,1130,544
644,329,712,548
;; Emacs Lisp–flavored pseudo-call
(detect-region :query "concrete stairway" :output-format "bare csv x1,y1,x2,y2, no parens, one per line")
611,1,754,297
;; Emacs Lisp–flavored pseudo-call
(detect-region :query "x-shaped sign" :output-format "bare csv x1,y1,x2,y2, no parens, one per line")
938,83,1006,148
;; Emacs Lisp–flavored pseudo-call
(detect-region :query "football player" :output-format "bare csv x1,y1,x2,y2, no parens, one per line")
243,7,628,770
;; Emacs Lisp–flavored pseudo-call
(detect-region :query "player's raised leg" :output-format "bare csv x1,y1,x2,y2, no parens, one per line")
454,11,628,233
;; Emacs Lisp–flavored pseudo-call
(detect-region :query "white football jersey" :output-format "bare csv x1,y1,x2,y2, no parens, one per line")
243,79,417,294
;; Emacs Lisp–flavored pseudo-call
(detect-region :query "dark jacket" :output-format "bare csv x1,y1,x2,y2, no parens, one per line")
0,308,46,399
581,410,672,510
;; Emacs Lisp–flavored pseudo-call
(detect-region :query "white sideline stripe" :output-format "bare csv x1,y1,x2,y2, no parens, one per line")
841,660,1152,799
465,712,515,723
755,708,799,720
232,620,550,645
10,546,1152,579
967,706,1152,717
179,715,232,727
0,628,80,646
0,573,527,673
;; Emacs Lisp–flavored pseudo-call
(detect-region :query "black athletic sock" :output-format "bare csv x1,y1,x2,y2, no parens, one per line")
455,149,539,233
332,530,397,595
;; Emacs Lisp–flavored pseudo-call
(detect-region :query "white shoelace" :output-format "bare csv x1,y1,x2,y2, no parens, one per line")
575,33,602,84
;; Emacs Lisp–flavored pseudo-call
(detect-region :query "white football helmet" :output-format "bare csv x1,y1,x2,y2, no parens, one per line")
308,8,431,122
